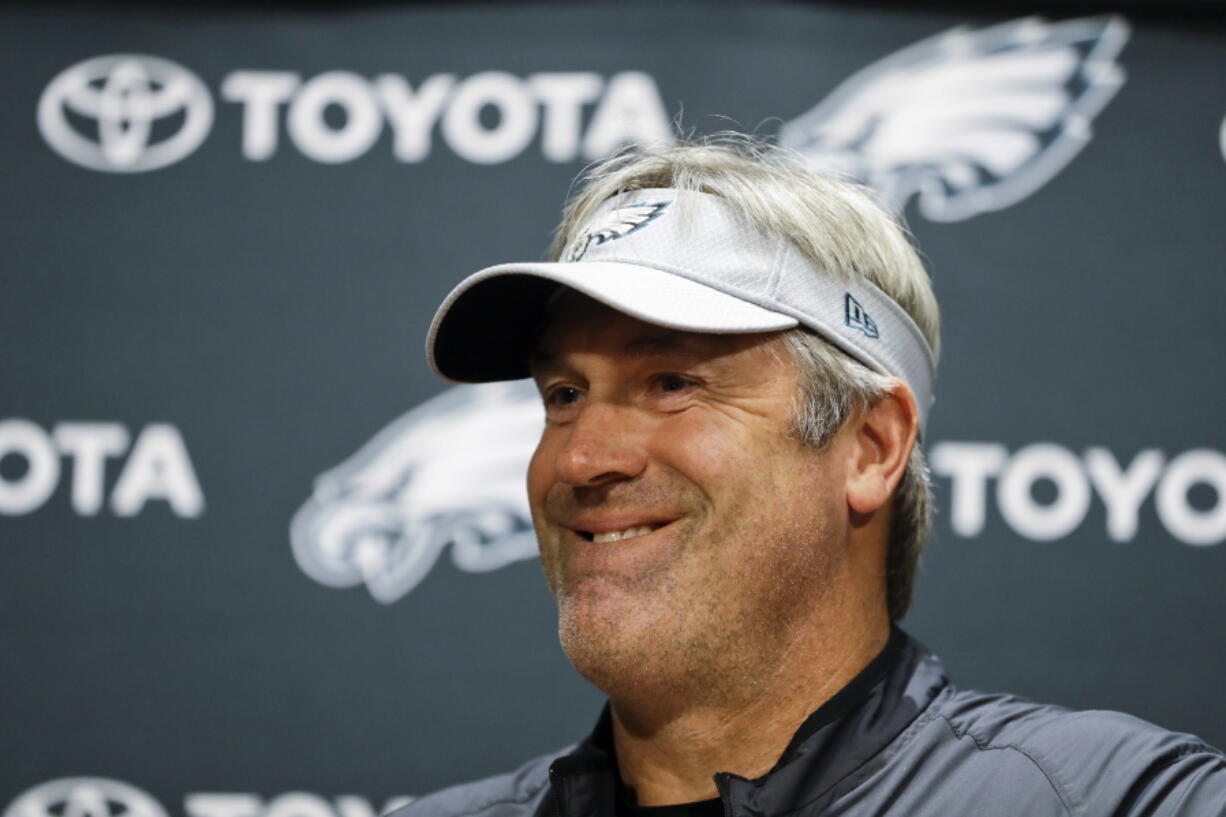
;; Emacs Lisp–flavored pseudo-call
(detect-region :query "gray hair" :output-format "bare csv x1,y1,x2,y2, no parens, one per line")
550,135,940,620
780,329,933,621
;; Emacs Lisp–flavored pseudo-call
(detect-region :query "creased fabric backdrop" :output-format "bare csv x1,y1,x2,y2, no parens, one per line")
3,3,1225,815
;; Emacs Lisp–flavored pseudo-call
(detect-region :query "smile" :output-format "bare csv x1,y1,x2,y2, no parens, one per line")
570,519,673,543
590,525,656,544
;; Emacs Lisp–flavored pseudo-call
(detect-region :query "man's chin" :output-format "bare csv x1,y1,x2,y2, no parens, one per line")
558,592,659,681
556,580,642,643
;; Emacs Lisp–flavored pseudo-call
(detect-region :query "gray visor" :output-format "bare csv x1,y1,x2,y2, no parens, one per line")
427,188,937,429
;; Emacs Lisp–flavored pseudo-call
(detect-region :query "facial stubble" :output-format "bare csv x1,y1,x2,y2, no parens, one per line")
543,468,839,708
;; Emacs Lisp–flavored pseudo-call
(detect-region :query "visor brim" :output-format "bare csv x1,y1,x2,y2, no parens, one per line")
427,261,799,382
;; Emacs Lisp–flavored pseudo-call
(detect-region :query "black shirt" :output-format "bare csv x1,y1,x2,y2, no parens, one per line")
615,793,722,817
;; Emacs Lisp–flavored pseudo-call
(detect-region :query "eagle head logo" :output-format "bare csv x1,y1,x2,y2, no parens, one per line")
779,15,1130,222
290,381,543,603
564,200,671,261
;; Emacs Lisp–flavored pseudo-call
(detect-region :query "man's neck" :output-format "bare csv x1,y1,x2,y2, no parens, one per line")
609,615,891,806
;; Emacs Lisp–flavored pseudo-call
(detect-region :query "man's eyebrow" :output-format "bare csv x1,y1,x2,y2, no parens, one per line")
529,331,715,374
528,349,559,374
620,332,711,359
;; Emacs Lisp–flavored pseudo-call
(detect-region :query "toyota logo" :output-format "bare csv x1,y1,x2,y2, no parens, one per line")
4,778,168,817
38,54,213,173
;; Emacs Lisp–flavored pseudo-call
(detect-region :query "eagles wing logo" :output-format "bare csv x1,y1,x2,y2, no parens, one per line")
780,16,1129,222
564,200,671,261
291,381,543,603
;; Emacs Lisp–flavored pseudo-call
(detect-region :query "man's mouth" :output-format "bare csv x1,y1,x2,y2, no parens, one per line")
570,520,671,543
589,525,656,543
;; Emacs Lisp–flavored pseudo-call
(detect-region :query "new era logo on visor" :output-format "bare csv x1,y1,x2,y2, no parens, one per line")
564,200,671,261
845,293,879,338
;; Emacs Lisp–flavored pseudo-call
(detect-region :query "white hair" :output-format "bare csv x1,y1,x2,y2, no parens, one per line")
551,135,941,620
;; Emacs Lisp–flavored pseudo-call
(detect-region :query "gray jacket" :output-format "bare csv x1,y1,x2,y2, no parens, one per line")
390,630,1226,817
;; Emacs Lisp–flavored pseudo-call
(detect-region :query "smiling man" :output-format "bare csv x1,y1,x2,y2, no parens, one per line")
396,140,1224,817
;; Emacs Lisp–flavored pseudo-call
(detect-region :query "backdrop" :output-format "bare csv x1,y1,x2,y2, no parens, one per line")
3,3,1225,816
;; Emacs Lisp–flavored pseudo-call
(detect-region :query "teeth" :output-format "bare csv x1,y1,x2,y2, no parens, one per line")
591,525,655,544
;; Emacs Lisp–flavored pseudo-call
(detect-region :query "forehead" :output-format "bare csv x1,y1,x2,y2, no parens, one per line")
530,290,784,373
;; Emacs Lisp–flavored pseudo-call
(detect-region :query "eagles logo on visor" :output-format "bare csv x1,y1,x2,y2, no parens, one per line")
563,200,671,262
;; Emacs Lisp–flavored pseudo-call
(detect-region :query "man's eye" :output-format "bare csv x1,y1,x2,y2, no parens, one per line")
544,386,583,406
656,374,695,393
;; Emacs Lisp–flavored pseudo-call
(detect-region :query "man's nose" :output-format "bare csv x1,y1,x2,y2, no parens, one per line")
553,402,647,488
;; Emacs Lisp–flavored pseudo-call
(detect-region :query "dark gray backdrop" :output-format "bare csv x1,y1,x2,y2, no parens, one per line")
3,3,1224,815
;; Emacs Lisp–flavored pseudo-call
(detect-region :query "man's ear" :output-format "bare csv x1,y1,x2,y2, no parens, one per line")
845,380,919,515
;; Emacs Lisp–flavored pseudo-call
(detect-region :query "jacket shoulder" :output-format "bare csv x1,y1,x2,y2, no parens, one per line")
933,686,1226,816
384,748,565,817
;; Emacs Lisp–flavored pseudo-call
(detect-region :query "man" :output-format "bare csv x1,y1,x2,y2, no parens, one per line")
395,140,1225,816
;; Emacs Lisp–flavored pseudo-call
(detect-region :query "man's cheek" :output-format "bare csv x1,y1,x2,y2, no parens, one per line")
661,422,758,478
526,438,555,510
536,533,565,594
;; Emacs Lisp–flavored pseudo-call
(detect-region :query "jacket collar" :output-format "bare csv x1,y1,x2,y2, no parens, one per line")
542,628,948,817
